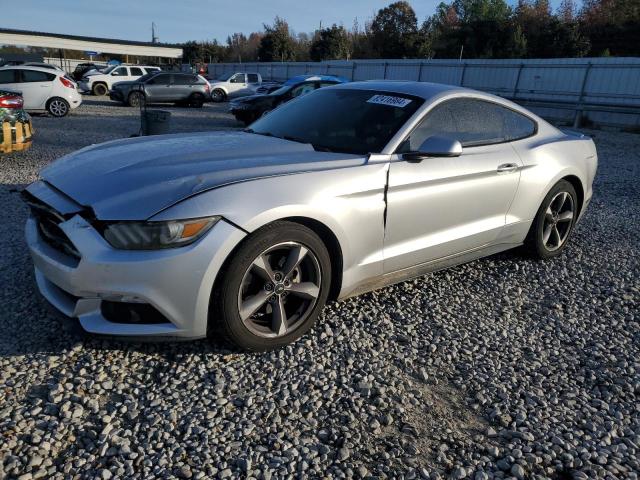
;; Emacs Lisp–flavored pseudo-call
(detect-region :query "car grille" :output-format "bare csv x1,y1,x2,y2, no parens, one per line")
23,192,81,260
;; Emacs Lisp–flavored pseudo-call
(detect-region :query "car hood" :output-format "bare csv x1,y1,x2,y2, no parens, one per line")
39,131,364,220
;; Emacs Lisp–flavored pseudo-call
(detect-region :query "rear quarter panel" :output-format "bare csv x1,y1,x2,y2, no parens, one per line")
509,129,597,226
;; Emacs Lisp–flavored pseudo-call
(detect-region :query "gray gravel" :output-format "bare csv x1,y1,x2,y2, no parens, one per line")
1,98,638,479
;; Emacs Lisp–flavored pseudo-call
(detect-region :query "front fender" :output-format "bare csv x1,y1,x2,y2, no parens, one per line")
151,164,389,297
210,84,228,95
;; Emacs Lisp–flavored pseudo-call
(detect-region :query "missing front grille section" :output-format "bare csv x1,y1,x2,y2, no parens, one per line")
101,301,172,325
23,190,81,260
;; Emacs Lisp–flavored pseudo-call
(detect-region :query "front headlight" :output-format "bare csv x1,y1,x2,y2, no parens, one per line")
102,217,220,250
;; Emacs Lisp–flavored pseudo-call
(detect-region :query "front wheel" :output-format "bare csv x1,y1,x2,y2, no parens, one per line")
211,89,226,103
524,180,578,259
47,97,70,117
127,91,144,107
92,83,108,96
211,221,331,351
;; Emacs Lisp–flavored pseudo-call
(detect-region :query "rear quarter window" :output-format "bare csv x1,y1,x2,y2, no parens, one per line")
20,70,55,83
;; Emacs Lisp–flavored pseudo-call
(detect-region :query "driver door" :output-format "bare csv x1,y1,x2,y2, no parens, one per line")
228,74,247,97
383,97,525,273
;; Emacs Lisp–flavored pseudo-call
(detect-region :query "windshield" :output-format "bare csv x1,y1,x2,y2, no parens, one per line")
101,66,116,74
269,85,292,96
248,89,424,155
138,73,155,83
217,72,234,81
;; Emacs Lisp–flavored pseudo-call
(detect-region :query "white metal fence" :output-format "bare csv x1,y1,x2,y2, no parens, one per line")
209,58,640,129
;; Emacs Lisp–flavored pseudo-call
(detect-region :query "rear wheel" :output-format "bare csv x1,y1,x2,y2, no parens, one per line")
127,91,144,107
211,221,331,351
189,93,205,108
46,97,69,117
524,180,578,259
211,89,226,103
92,83,108,96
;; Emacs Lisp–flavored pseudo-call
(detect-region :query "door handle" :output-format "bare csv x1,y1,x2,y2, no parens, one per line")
497,163,519,173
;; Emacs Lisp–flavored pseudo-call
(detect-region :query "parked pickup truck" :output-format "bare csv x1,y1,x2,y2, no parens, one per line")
209,72,261,102
79,65,161,96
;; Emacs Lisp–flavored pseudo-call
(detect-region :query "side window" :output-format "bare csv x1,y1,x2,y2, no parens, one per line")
405,98,536,151
173,75,195,85
130,67,144,76
0,70,16,83
111,67,128,76
247,74,259,84
291,83,316,98
149,74,171,84
404,101,458,152
230,74,245,84
319,81,337,88
20,70,55,83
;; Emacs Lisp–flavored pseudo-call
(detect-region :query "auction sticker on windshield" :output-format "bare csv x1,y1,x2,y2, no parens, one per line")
367,94,413,108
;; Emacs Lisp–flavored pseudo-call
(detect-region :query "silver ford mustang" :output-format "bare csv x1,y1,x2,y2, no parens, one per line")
24,81,598,351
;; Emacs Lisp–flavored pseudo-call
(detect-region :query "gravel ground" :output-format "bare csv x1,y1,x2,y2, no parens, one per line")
0,98,638,480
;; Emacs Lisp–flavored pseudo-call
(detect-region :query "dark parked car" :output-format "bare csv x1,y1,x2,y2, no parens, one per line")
255,81,283,94
109,72,210,108
71,62,106,81
229,75,349,125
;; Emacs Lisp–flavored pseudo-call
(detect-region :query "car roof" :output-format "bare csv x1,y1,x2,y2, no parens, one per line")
333,80,472,99
23,62,61,68
0,65,63,75
284,74,350,85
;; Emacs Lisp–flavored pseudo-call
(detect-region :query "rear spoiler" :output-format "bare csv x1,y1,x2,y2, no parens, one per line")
560,128,594,139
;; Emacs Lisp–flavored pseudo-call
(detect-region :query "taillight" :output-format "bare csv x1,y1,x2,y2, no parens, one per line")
0,94,23,108
59,76,75,89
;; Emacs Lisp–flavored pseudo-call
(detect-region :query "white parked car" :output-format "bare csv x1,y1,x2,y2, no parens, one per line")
79,65,161,96
0,66,82,117
209,72,262,102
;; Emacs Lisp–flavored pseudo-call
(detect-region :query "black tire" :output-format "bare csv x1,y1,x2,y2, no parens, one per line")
211,221,331,351
92,83,108,96
46,97,70,117
524,180,578,259
211,89,226,103
127,91,144,107
189,93,205,108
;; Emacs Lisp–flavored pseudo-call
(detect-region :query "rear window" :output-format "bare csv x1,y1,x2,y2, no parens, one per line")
247,73,259,83
20,70,55,83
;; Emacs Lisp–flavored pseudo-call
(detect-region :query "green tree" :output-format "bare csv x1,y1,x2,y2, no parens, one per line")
579,0,640,56
370,1,419,58
310,24,351,61
258,17,296,62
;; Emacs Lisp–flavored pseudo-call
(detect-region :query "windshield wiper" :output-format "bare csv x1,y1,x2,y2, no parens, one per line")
312,144,339,153
244,128,275,137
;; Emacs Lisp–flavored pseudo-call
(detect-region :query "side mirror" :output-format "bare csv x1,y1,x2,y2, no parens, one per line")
402,136,463,162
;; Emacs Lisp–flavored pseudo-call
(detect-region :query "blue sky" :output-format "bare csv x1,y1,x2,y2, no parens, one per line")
6,0,565,44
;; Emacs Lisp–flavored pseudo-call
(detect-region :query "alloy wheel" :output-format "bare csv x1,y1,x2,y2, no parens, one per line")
237,242,321,338
542,191,575,251
49,99,68,117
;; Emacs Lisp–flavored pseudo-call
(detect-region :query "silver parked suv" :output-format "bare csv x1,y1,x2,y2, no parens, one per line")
109,72,210,107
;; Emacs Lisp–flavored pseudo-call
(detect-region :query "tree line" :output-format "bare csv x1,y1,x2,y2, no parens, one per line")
183,0,639,64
